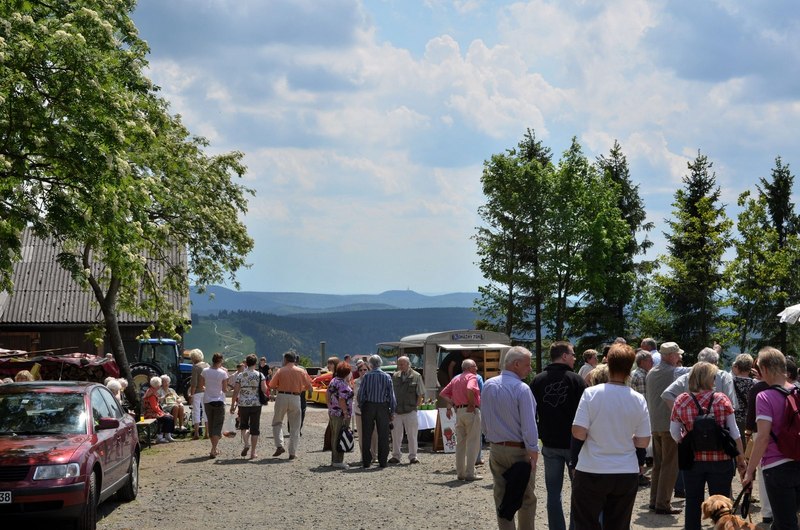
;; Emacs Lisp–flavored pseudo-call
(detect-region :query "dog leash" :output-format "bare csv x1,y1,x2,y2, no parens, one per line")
731,483,752,521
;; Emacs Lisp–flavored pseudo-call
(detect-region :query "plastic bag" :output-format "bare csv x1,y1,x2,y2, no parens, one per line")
223,410,237,438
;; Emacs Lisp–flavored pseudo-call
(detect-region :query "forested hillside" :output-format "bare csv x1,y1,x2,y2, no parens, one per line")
184,307,480,364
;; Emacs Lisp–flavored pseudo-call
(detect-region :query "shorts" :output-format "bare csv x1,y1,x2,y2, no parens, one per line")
238,405,262,436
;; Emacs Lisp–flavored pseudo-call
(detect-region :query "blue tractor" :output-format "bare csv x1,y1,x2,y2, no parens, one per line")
129,338,193,399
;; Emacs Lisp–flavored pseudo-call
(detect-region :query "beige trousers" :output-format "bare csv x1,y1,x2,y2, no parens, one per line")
272,393,302,455
489,443,537,530
455,408,482,479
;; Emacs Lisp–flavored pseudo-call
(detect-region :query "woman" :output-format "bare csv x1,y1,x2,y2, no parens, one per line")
353,361,378,459
327,361,354,469
731,353,755,441
200,352,229,458
570,343,650,530
188,349,209,440
670,362,745,530
106,379,123,403
143,376,176,443
230,354,268,459
743,347,800,529
158,375,186,431
14,370,34,382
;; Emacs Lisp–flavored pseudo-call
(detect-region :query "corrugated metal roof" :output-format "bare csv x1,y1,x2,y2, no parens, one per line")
0,228,190,325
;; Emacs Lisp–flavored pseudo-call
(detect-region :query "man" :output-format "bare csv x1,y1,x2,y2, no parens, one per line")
630,349,653,486
645,341,689,514
268,351,313,460
641,337,660,366
357,354,396,468
482,346,539,530
630,349,653,395
258,357,271,391
577,349,598,379
437,349,468,387
661,347,738,409
530,341,585,530
229,362,245,390
389,356,425,464
440,358,483,481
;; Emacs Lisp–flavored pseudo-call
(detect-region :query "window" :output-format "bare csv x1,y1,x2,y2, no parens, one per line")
91,389,113,425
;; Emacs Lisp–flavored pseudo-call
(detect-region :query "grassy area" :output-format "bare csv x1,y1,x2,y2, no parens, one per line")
183,319,257,368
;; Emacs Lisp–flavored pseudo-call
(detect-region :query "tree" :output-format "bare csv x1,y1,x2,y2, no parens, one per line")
474,129,554,368
658,152,732,361
1,1,254,406
581,141,653,340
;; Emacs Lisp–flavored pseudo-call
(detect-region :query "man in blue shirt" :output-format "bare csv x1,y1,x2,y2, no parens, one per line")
357,354,396,468
482,346,540,530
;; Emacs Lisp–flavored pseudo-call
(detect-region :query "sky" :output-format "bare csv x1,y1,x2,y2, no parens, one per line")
132,0,800,295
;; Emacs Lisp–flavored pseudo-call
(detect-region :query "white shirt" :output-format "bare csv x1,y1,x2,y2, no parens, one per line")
201,366,229,403
572,383,651,474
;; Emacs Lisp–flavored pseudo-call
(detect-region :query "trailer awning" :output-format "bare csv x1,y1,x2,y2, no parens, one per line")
436,343,510,350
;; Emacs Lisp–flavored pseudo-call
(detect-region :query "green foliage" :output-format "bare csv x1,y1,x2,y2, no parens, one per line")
657,152,732,360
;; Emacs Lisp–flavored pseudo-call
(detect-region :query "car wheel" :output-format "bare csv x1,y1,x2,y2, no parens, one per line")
117,452,139,502
131,364,161,395
75,471,97,530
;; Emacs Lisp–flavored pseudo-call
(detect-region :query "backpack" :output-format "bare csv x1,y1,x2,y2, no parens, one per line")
689,392,722,452
769,385,800,460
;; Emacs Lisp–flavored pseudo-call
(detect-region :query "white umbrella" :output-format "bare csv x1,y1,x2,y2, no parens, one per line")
778,303,800,324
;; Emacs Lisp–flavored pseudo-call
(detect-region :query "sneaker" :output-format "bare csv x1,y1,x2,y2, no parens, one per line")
166,434,176,442
333,462,349,469
387,457,400,464
155,435,166,444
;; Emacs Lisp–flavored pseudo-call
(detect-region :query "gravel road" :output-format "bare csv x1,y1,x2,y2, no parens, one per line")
94,401,766,530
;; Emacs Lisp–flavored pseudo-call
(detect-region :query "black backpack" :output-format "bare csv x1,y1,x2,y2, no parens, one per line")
689,392,722,452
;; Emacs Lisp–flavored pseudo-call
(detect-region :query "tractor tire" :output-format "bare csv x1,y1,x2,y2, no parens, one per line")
130,364,161,396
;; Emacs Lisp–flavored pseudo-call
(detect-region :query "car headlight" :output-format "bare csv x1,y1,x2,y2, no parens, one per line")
33,463,81,480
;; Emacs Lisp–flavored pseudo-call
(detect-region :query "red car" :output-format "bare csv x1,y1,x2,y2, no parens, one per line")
0,381,140,529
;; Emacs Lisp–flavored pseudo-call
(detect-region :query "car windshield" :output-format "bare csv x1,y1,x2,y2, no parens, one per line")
0,392,87,435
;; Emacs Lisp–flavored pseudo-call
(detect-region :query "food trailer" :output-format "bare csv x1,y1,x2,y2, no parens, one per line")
376,329,511,400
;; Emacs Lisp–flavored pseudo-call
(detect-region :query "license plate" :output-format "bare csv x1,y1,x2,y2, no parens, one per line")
0,491,11,504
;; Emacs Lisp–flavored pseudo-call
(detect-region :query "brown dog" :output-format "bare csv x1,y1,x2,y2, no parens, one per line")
701,494,758,529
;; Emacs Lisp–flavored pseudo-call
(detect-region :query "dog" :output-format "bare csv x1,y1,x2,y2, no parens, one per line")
701,494,759,529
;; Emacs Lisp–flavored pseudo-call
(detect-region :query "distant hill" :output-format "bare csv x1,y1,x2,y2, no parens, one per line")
189,286,479,316
184,306,480,364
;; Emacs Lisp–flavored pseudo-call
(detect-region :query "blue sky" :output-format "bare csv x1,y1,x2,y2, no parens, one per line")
132,0,800,295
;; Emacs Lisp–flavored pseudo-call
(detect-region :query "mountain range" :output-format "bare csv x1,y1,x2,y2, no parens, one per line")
190,286,479,315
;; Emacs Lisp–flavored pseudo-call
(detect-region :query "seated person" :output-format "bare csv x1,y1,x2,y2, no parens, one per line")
158,375,186,431
106,379,123,403
143,376,175,443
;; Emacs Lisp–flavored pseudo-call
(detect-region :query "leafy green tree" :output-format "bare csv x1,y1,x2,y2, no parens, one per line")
581,141,653,340
1,1,254,405
474,129,554,368
658,152,732,360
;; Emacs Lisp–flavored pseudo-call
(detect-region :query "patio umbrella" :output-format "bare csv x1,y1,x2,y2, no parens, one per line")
778,303,800,325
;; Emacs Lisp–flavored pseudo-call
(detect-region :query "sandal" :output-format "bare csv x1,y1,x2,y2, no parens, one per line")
209,453,216,459
241,446,250,457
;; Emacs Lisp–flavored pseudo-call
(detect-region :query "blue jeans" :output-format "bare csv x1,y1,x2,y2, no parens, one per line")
683,459,734,530
763,460,800,530
543,445,573,530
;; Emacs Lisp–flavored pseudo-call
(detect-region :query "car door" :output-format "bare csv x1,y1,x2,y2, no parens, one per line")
99,387,133,474
90,389,123,489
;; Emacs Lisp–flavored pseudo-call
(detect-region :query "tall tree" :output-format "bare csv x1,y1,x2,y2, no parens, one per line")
1,1,254,405
474,129,554,369
581,140,653,340
658,152,732,360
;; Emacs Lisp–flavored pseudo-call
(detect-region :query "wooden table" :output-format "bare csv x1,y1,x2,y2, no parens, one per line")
136,418,157,448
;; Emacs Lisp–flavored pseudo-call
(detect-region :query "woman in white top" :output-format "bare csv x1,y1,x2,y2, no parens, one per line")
570,343,651,530
200,352,229,458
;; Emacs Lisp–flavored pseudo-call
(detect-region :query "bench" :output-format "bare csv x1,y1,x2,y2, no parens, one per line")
136,418,158,449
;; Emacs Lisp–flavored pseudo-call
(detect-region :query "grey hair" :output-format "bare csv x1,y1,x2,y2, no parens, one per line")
149,376,161,388
462,358,476,371
504,346,532,369
697,347,719,365
733,353,754,373
106,379,121,393
369,354,383,369
160,374,171,383
397,356,410,365
635,350,652,366
641,338,657,351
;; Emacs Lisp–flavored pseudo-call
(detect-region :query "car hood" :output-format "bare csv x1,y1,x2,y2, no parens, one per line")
0,435,89,465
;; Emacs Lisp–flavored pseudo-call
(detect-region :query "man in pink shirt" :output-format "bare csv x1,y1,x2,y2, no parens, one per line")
440,358,482,481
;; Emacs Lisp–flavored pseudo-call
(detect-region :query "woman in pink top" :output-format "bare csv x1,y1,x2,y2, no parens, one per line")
743,347,800,530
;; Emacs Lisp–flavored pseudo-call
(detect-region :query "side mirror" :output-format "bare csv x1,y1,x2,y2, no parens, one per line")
96,417,120,430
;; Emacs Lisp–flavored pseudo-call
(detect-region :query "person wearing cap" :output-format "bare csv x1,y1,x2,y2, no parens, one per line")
645,341,690,514
269,351,313,460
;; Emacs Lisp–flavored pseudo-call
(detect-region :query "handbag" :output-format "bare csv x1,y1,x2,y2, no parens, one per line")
257,374,268,405
338,425,355,453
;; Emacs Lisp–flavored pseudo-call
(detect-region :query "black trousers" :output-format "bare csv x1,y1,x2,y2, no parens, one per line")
571,470,638,530
360,401,390,466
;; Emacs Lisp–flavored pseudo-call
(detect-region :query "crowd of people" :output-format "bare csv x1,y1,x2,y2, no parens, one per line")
33,339,797,530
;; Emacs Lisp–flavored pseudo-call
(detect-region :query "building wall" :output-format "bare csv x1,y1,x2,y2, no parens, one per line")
0,326,146,357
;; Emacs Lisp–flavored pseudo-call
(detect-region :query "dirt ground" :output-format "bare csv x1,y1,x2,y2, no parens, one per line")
93,401,767,530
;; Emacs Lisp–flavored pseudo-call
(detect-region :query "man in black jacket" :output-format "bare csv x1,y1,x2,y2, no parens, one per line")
530,341,586,530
